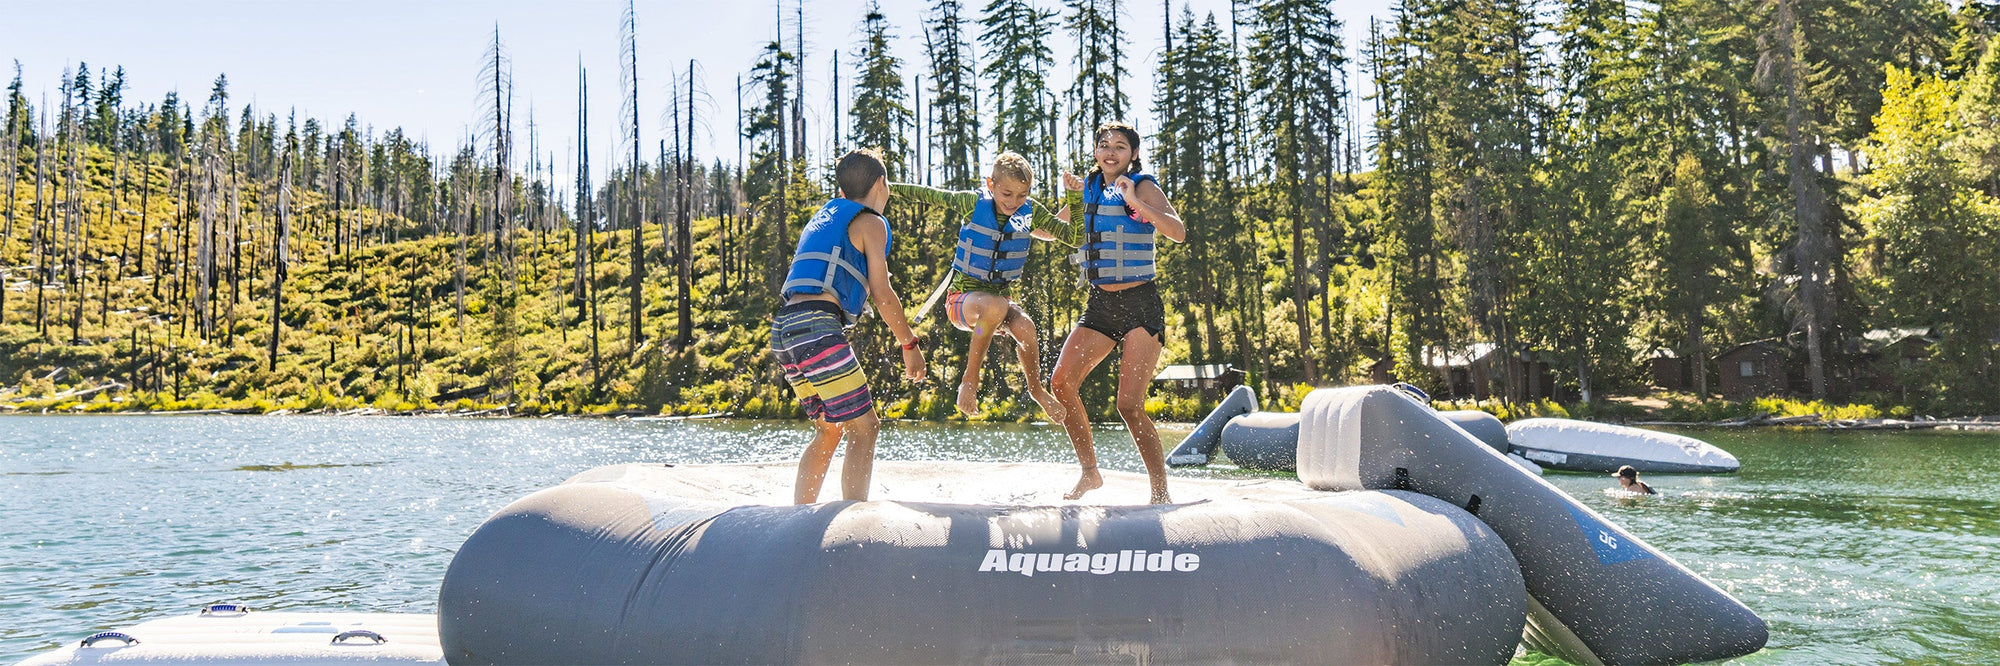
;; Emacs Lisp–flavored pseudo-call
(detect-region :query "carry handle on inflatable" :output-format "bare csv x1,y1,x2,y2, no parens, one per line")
200,603,251,615
80,631,139,647
331,629,387,645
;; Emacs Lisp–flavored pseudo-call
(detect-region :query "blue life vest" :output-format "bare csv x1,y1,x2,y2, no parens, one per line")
782,199,891,319
951,189,1034,284
1071,171,1158,285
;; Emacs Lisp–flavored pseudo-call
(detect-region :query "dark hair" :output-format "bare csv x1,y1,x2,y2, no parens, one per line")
1085,121,1144,185
1615,465,1638,479
836,149,888,202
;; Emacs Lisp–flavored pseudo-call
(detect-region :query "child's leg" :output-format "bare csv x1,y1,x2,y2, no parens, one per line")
836,409,881,500
955,292,1014,416
794,417,843,504
1115,328,1171,504
1001,303,1064,423
1051,327,1118,500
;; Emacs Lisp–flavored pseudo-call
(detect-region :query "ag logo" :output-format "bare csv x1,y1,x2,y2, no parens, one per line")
1564,504,1652,565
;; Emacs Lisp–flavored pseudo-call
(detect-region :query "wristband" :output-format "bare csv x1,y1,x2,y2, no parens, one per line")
901,336,921,351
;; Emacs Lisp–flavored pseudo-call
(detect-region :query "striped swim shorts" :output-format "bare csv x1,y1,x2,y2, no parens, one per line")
945,290,1018,333
770,301,874,423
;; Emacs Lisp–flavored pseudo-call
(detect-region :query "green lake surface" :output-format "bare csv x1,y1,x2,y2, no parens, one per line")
2,415,1995,663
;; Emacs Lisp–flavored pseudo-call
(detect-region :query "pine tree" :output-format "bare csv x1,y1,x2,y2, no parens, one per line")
851,3,916,179
1063,0,1128,164
979,0,1059,188
1764,0,1835,399
924,0,981,188
746,39,795,289
1247,0,1345,383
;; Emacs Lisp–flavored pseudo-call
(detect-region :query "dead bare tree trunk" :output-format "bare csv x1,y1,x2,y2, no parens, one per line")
269,148,292,370
676,60,695,350
622,0,646,358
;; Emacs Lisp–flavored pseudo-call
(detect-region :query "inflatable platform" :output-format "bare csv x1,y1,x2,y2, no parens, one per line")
438,461,1528,664
1507,417,1740,474
19,606,442,665
436,385,1766,665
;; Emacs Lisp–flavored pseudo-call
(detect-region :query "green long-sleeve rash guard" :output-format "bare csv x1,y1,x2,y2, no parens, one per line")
888,182,1084,297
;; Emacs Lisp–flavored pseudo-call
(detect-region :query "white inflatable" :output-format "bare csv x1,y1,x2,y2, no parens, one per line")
19,606,442,665
1506,418,1740,474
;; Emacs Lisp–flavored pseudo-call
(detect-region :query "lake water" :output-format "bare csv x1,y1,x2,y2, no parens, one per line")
2,416,1996,663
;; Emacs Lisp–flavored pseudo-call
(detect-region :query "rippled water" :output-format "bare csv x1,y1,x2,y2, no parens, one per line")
2,416,1996,663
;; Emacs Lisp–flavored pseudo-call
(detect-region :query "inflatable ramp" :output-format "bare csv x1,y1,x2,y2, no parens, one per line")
1296,386,1767,664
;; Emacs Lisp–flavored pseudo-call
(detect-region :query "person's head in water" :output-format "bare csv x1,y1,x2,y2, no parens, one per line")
1088,121,1144,183
1614,465,1657,495
987,152,1035,216
836,148,890,212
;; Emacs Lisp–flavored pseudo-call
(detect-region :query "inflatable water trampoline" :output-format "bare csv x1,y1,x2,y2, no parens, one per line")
437,385,1765,664
26,385,1765,665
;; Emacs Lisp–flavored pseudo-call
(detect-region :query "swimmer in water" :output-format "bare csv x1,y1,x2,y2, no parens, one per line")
1614,465,1657,495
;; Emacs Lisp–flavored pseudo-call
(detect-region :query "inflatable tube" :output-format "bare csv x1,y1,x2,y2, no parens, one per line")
1295,386,1767,665
1216,411,1300,470
1506,418,1740,474
1165,385,1259,466
19,609,442,665
439,461,1527,665
1440,410,1509,453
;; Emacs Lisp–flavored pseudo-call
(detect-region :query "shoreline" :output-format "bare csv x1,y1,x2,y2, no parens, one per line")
4,402,1996,432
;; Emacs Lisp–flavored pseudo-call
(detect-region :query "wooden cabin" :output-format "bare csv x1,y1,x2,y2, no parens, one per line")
1423,342,1557,402
1714,339,1789,399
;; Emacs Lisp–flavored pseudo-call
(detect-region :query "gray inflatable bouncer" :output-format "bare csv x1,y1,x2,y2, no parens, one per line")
439,385,1765,665
439,463,1526,664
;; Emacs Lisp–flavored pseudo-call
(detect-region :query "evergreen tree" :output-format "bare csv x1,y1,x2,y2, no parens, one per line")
1247,0,1345,382
851,3,915,179
1063,0,1128,165
1857,64,2000,411
924,0,980,188
979,0,1058,187
1155,9,1244,365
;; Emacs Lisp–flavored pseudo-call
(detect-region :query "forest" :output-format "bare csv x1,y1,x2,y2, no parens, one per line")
3,0,1999,420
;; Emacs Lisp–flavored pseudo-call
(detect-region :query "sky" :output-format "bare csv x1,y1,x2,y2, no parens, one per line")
6,0,1393,191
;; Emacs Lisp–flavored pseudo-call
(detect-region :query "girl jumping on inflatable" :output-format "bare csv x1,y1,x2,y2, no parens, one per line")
1049,121,1185,504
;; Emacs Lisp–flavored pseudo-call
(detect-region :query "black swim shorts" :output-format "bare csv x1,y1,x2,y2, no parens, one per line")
1076,281,1165,343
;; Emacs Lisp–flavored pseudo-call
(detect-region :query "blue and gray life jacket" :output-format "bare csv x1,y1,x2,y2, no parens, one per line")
951,189,1034,284
781,199,891,319
1071,171,1158,286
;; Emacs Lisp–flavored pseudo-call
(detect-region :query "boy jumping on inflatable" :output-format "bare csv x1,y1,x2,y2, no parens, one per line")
891,152,1065,422
770,149,926,504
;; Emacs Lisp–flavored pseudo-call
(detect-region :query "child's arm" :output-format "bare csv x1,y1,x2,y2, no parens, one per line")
889,182,977,217
849,211,926,381
1119,177,1185,243
1027,194,1084,245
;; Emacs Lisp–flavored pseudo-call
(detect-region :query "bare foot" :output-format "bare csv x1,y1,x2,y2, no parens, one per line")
1029,386,1066,423
1150,490,1173,505
956,382,980,417
1064,468,1104,500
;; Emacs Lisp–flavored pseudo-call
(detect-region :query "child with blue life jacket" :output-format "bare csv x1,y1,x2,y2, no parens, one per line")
1047,121,1187,504
889,152,1065,422
770,149,926,504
